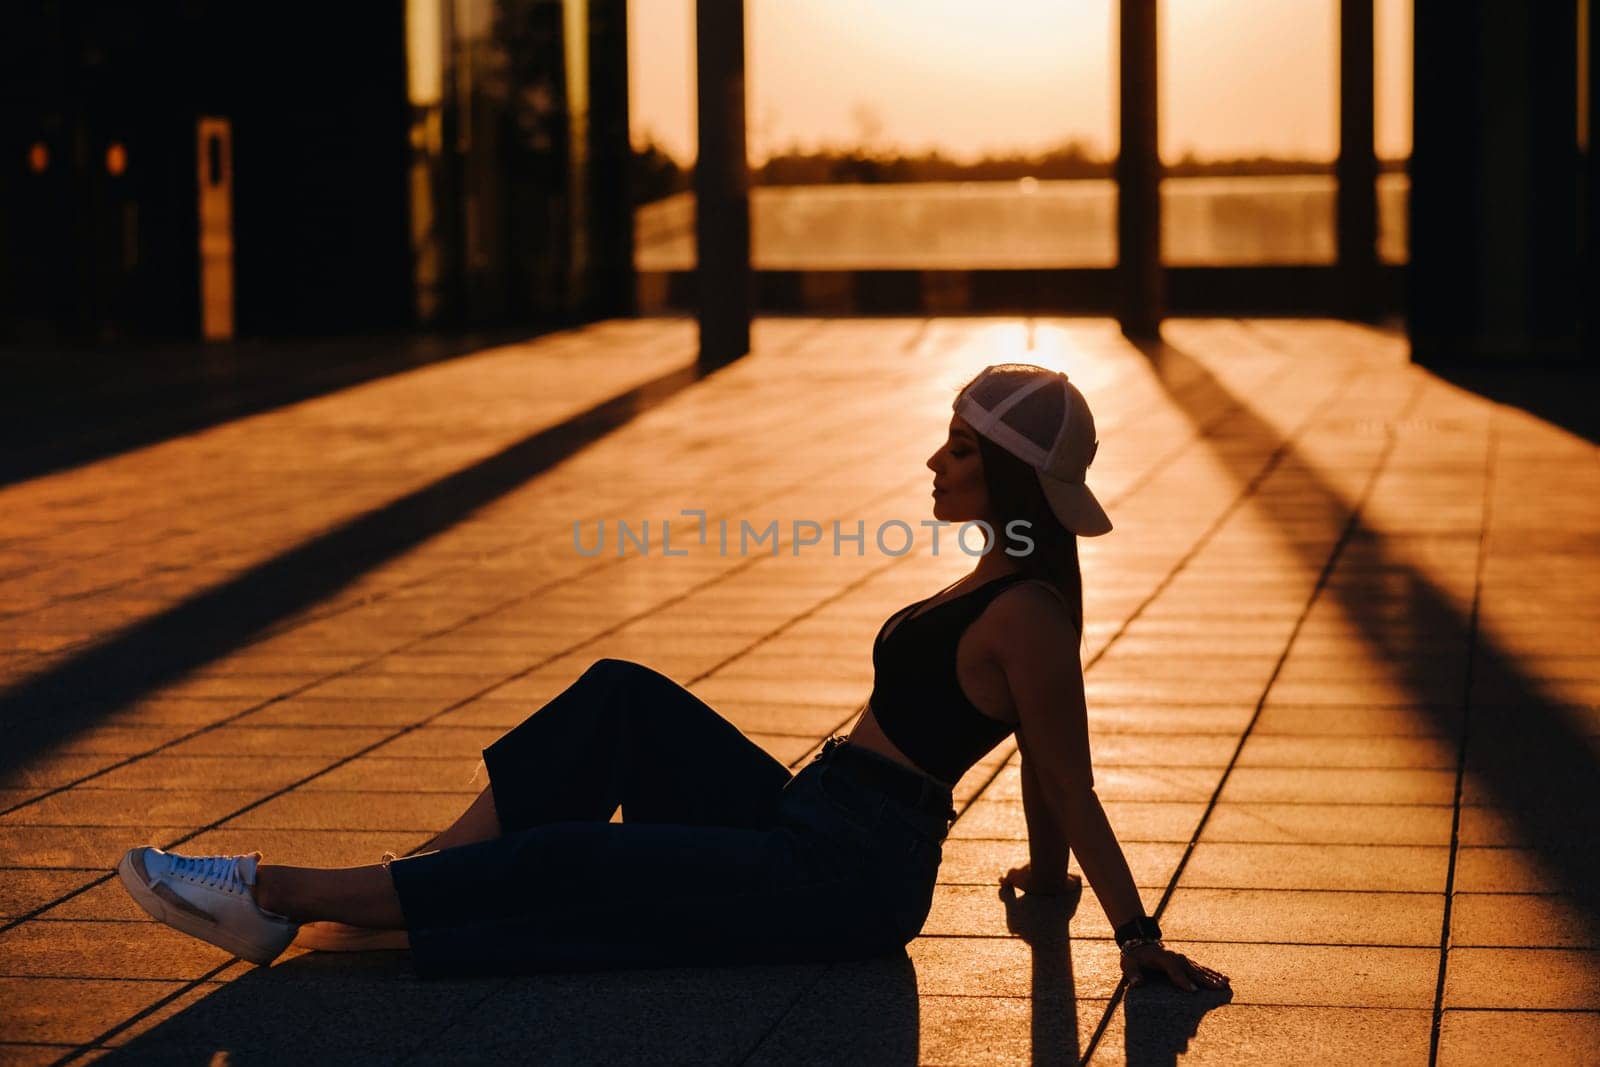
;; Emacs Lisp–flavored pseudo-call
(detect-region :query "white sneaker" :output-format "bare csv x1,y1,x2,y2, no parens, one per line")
117,847,298,965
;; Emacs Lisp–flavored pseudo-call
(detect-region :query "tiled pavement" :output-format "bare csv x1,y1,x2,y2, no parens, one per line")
0,317,1596,1065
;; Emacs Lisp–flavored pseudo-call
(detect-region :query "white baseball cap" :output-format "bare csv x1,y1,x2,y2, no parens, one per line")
953,363,1113,537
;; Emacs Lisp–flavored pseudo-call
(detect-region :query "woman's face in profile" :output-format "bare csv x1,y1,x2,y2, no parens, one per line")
926,416,990,523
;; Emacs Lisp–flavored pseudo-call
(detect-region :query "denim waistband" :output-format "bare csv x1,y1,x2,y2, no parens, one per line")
815,736,957,825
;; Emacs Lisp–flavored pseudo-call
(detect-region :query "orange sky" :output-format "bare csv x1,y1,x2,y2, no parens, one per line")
628,0,1412,165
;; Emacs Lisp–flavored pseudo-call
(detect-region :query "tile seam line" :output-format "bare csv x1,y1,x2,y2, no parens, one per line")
929,886,1452,896
1430,1005,1600,1014
0,971,220,980
384,976,528,1065
889,993,1440,1009
1080,353,1415,1063
37,768,1473,788
910,936,1456,947
728,963,837,1065
1426,405,1499,1067
43,957,236,1067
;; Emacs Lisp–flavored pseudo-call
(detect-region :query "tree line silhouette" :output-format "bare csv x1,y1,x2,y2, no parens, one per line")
631,138,1407,205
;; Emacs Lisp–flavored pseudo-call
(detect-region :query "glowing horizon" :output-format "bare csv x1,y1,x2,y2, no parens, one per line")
627,0,1412,167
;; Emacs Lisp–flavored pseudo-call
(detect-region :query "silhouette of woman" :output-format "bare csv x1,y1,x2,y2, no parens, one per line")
118,364,1229,993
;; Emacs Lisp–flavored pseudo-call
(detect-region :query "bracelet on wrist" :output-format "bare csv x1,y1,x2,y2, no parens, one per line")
1119,936,1165,957
1113,915,1162,947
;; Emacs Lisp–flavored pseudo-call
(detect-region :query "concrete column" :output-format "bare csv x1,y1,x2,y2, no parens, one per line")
1411,0,1582,364
1117,0,1162,339
694,0,751,366
587,0,634,318
1588,0,1598,362
1337,0,1378,320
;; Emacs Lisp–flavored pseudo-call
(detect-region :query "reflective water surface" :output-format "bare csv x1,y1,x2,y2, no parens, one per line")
636,174,1408,270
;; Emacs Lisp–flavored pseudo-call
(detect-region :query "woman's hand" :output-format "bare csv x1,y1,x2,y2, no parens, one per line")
998,862,1082,897
1120,940,1231,993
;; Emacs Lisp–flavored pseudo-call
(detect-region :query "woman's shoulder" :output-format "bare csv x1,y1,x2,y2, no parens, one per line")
976,579,1083,690
996,574,1070,610
977,575,1076,637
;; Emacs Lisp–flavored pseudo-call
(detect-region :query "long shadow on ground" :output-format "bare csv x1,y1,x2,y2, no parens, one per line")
1,362,706,779
1,328,554,486
91,950,921,1064
1135,333,1600,937
1423,361,1600,447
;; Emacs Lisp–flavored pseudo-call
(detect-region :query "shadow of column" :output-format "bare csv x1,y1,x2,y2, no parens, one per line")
1131,332,1600,941
1,364,706,780
0,328,558,486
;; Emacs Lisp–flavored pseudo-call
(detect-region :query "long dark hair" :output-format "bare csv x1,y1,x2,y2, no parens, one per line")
973,433,1086,642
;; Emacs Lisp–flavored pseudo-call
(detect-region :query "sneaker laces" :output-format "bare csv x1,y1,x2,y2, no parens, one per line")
168,854,251,896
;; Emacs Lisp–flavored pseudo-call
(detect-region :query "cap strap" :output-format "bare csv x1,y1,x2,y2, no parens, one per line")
1041,384,1080,470
985,374,1056,423
956,394,1050,467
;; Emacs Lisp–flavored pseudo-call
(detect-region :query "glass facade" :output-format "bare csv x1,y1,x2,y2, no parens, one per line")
0,0,624,341
407,0,579,326
745,0,1117,271
1376,0,1412,264
629,0,1407,306
1160,0,1338,266
4,0,1422,333
627,0,696,276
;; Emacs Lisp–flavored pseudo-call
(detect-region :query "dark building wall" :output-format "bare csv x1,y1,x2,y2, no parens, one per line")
1,2,206,340
1588,0,1598,363
1,1,416,341
224,5,413,336
0,0,633,342
586,0,635,317
1410,0,1588,364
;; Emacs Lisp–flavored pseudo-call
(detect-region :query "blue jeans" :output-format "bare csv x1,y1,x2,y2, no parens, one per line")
388,658,951,976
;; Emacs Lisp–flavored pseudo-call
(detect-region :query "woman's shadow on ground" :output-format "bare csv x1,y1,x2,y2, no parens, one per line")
999,881,1231,1067
97,946,923,1065
98,894,1224,1064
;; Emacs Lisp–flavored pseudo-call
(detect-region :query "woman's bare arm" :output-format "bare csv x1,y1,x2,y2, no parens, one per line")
992,587,1143,926
1017,745,1073,888
987,585,1229,993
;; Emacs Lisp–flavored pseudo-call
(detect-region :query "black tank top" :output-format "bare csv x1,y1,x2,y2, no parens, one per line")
867,572,1035,784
